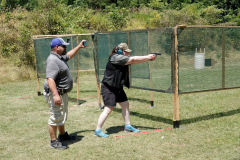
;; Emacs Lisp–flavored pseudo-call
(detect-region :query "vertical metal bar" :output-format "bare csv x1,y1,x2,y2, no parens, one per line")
127,31,130,47
173,26,180,128
222,28,225,88
107,34,111,55
77,36,80,105
148,31,154,107
72,36,74,71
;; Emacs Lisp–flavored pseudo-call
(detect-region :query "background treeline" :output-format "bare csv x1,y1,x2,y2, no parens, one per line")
0,0,240,83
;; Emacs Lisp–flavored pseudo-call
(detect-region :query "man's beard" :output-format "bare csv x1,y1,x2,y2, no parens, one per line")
62,49,67,55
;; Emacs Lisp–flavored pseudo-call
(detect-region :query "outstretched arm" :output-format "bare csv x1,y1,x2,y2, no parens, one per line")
125,54,156,65
67,40,86,60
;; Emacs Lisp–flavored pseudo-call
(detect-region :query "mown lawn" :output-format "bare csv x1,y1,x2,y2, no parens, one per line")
0,72,239,160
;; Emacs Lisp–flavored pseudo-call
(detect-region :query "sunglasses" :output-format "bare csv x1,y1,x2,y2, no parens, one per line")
59,45,66,48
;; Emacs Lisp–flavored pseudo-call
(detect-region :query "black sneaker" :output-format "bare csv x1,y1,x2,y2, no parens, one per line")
58,131,76,141
49,140,68,150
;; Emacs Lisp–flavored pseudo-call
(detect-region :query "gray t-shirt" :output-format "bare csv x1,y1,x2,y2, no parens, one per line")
44,51,73,92
110,54,130,65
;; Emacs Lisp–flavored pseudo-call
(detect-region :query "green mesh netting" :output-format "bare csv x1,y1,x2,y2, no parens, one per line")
93,28,173,93
177,27,240,93
33,35,94,81
33,27,240,94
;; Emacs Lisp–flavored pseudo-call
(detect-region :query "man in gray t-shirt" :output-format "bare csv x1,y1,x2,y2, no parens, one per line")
44,52,73,92
44,38,86,150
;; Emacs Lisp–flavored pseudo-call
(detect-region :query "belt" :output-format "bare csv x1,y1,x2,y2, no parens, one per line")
44,87,67,95
58,88,67,95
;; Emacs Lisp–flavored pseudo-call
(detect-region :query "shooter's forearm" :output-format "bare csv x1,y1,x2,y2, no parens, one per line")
125,56,151,65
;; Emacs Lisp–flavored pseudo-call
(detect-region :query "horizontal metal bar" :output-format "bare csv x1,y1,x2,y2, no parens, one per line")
132,77,150,79
131,86,172,93
32,33,94,39
181,25,240,28
70,70,95,72
177,51,194,54
179,87,240,95
95,27,173,34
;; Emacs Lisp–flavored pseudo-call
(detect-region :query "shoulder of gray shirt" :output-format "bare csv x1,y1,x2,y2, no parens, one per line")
47,52,69,62
110,54,130,66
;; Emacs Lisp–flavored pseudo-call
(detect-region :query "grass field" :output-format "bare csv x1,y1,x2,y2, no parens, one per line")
0,72,240,160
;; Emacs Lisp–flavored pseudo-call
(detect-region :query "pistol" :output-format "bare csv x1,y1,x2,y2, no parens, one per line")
150,53,161,55
83,40,87,47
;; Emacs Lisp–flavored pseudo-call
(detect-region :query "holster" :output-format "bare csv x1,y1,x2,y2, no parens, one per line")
44,87,50,94
58,88,66,95
44,87,66,95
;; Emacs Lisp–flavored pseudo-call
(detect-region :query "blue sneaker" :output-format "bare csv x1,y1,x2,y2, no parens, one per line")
94,129,109,138
124,125,140,132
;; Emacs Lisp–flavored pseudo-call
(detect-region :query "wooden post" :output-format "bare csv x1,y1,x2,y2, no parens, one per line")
37,78,41,96
77,36,80,105
95,75,102,110
173,26,180,128
127,31,133,88
222,28,225,88
148,31,154,107
91,39,102,110
71,36,74,71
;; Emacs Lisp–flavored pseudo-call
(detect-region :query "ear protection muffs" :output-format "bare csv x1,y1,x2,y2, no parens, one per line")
117,44,123,54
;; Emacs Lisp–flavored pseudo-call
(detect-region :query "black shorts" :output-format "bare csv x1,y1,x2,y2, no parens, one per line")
101,83,128,107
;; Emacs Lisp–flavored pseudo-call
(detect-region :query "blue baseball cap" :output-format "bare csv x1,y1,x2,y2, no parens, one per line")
50,38,70,48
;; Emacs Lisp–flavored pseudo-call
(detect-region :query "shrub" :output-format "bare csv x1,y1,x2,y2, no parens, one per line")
105,4,129,31
202,5,224,25
89,12,110,31
179,3,205,25
148,0,168,11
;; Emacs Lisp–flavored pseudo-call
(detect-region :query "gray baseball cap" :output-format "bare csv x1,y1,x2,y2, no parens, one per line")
118,43,132,52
